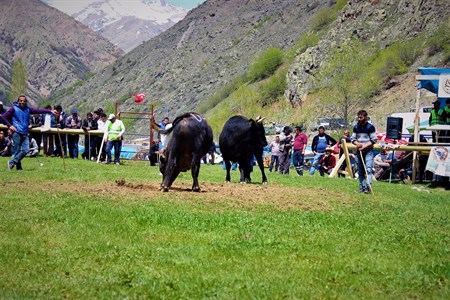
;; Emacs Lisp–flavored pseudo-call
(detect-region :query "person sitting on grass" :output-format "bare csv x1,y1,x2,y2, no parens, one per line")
26,136,39,157
318,146,336,176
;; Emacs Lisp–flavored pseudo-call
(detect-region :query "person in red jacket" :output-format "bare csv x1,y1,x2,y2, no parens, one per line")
318,147,336,176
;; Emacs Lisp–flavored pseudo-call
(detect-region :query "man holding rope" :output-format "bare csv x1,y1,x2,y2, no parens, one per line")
351,110,377,194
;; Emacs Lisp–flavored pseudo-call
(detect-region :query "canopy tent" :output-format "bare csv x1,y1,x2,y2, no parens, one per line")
417,67,450,110
411,67,450,183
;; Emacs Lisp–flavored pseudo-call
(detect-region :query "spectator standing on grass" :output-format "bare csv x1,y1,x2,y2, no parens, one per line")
2,95,56,171
29,113,42,153
42,105,54,157
351,110,377,194
292,126,308,176
96,113,108,162
82,112,98,160
149,138,160,166
53,110,66,157
65,109,82,159
309,126,336,176
278,126,293,175
105,114,125,165
54,105,67,157
268,135,281,172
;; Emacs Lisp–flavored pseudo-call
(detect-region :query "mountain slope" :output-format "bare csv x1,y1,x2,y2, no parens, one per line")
54,0,328,124
46,0,188,52
0,0,123,104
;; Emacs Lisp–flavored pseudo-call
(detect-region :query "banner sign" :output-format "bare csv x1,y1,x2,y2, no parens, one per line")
438,75,450,98
426,146,450,177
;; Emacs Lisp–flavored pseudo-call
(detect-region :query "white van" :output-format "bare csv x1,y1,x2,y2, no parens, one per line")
391,106,432,135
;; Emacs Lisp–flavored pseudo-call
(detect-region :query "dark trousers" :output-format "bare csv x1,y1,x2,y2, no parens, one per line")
269,155,279,172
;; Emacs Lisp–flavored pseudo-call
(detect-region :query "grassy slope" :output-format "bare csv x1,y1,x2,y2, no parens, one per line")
0,157,448,298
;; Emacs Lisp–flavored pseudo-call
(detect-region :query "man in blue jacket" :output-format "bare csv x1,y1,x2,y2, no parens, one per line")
2,95,56,171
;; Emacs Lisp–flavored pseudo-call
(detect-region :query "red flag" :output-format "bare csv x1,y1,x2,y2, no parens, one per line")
134,93,145,104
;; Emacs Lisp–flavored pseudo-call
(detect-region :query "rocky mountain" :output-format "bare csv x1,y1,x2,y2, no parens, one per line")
0,0,123,105
286,0,450,125
45,0,188,52
54,0,329,121
53,0,449,136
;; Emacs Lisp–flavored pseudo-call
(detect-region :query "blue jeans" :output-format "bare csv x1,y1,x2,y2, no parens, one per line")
309,152,325,175
67,134,79,158
106,139,122,163
356,149,374,189
292,150,304,175
269,155,279,172
11,132,29,166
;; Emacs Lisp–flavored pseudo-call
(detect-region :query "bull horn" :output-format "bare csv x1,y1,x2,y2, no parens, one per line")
256,117,265,124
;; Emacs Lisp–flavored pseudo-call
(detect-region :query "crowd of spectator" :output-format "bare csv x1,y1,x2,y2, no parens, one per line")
0,97,126,168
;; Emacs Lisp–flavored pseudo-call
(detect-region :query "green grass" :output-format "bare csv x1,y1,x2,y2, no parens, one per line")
0,156,449,298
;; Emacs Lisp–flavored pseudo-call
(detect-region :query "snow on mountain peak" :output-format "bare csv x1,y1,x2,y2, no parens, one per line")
47,0,187,26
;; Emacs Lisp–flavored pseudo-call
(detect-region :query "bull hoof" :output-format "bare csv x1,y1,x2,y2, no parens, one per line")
239,181,246,184
192,187,201,192
161,186,169,192
263,181,268,185
225,180,230,183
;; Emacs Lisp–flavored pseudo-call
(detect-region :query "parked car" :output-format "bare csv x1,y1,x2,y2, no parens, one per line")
329,118,345,130
309,118,331,131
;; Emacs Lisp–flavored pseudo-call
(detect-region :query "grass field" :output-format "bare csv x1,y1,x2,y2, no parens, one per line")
0,156,448,299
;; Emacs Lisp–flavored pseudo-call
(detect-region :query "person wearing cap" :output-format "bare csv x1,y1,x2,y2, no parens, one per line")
293,125,308,176
0,101,6,125
2,95,57,170
278,126,294,174
429,100,445,142
104,113,125,165
309,126,337,176
65,109,82,158
317,146,336,176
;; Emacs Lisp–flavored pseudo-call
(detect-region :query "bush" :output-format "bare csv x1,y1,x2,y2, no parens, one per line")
427,20,450,63
198,75,246,113
258,68,288,107
246,47,284,83
287,32,319,63
310,7,334,31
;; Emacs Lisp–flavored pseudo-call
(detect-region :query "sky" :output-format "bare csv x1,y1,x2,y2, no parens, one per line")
43,0,206,10
167,0,205,9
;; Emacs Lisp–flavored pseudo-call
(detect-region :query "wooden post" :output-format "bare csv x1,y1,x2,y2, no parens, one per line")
412,88,421,183
342,139,353,178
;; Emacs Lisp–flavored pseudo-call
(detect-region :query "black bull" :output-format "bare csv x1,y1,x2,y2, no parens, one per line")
154,112,213,192
219,115,268,184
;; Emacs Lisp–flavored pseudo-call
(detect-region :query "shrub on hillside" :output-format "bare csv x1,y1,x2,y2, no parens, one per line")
310,7,334,31
258,69,287,107
246,47,284,83
427,21,450,63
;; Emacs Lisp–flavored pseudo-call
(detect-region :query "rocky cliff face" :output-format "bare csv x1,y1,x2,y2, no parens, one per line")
0,0,123,105
286,0,449,114
54,0,329,127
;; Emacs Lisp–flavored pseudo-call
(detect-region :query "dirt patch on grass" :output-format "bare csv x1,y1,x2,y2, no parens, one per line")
7,179,355,212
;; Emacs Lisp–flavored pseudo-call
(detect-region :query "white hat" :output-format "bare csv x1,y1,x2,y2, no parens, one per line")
108,114,116,120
